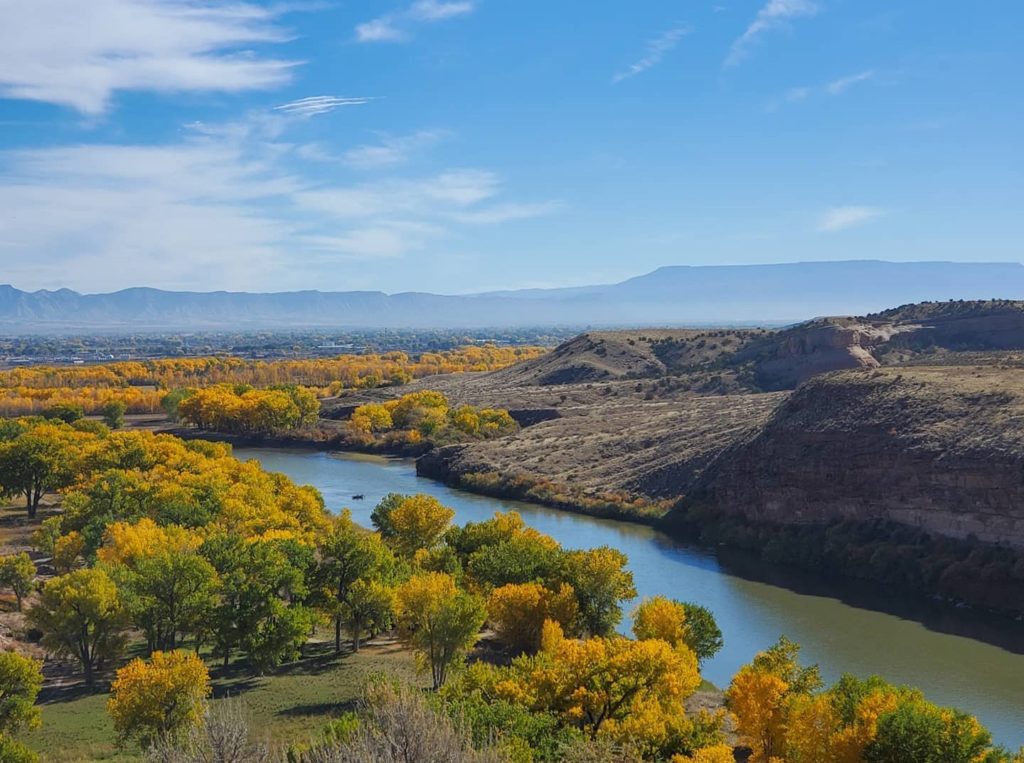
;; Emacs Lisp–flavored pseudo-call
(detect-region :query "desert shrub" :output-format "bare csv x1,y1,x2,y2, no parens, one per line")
296,682,507,763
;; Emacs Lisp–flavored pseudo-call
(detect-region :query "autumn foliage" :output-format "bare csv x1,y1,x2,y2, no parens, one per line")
0,416,1015,761
107,650,211,745
0,345,545,417
348,390,518,444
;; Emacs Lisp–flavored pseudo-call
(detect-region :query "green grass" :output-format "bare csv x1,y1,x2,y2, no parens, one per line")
22,639,418,763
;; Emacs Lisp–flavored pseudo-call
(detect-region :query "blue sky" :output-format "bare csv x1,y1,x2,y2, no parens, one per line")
0,1,1021,294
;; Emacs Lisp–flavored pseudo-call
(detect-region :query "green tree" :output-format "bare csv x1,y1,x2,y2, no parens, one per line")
243,601,317,674
369,492,405,539
680,602,724,666
395,573,486,689
100,400,127,429
160,388,194,422
315,511,394,653
865,699,993,763
558,547,636,636
0,426,83,519
42,403,84,424
118,551,218,652
466,534,561,589
27,568,128,686
342,579,395,652
0,553,35,611
200,535,310,671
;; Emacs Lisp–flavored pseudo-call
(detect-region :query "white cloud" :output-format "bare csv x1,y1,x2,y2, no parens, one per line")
344,130,448,169
274,96,374,118
0,0,298,115
355,18,407,43
0,113,557,290
817,206,885,232
409,1,474,21
612,26,690,84
356,0,474,43
726,0,818,67
826,70,875,95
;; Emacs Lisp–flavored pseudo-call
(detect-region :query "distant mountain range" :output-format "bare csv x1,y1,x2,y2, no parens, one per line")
3,260,1024,332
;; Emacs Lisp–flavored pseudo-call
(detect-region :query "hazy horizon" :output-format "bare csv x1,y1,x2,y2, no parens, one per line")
3,258,1024,298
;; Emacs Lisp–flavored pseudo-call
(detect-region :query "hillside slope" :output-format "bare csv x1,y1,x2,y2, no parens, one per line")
418,391,787,500
691,366,1024,549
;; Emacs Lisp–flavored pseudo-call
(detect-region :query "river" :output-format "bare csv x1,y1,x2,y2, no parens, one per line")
236,447,1024,746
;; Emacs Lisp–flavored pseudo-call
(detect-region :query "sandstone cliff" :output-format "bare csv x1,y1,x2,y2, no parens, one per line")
693,366,1024,549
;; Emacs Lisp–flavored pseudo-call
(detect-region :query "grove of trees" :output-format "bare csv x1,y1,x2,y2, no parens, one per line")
0,346,545,417
348,390,518,445
0,416,1020,762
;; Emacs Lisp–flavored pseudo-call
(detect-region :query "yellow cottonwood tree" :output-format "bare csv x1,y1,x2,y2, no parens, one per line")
502,621,701,740
487,582,579,653
672,744,736,763
632,596,687,646
386,495,455,557
726,666,789,763
107,650,211,746
97,518,202,566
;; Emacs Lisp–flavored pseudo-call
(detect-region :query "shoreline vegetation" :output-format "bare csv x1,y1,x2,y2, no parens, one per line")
168,421,1024,622
0,418,1020,761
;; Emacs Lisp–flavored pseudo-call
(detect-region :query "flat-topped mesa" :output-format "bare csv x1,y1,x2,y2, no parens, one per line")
691,365,1024,549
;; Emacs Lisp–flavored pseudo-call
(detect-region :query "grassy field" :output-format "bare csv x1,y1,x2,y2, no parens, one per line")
21,639,419,762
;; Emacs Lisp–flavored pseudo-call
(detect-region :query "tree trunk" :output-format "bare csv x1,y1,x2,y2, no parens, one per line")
335,616,342,654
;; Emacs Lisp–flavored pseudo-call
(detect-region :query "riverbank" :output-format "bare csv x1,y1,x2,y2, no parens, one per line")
176,420,1024,620
236,447,1024,747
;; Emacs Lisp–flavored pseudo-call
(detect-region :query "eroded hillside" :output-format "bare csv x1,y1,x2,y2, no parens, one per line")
692,365,1024,548
325,301,1024,553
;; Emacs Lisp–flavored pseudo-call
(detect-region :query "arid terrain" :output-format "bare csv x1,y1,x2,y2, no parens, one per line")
326,300,1024,553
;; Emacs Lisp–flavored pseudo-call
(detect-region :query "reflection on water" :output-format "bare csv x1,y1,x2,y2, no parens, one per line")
237,448,1024,746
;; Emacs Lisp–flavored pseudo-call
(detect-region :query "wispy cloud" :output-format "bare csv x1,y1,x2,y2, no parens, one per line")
0,111,557,291
817,206,885,232
344,130,449,169
453,201,563,224
726,0,818,67
410,0,475,20
769,69,877,110
355,1,474,43
826,70,875,95
0,0,298,115
274,96,374,118
612,26,690,84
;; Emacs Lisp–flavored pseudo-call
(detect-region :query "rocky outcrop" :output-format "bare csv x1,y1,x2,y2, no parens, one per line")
694,366,1024,549
743,321,885,390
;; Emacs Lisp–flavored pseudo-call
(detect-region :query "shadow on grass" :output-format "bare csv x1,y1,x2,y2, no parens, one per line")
37,678,109,705
206,641,359,697
276,699,358,718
